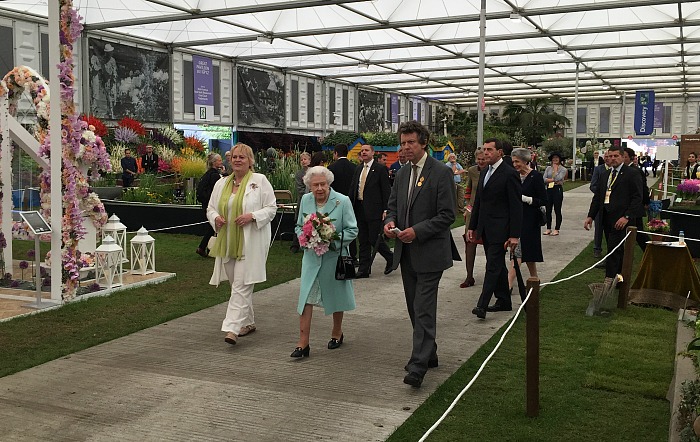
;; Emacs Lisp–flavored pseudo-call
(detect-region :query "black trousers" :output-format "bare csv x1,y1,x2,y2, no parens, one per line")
477,233,511,309
602,210,627,278
355,203,393,274
400,244,440,376
545,185,563,230
199,221,215,250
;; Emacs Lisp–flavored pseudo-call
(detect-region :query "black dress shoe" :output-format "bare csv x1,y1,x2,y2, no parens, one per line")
486,304,513,312
195,248,208,258
403,371,423,388
289,245,300,253
472,307,486,319
328,334,344,349
355,272,370,278
290,345,310,358
384,263,394,275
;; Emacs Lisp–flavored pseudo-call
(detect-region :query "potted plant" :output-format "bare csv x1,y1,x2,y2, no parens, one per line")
646,218,670,242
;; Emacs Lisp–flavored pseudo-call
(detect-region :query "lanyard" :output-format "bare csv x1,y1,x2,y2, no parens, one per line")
607,168,619,191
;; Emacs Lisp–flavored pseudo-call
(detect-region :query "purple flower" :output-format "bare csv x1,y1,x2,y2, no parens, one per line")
42,277,51,287
19,261,29,270
88,282,101,292
10,280,20,288
27,249,36,259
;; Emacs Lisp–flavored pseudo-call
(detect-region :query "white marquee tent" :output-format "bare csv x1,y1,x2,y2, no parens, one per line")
0,0,698,105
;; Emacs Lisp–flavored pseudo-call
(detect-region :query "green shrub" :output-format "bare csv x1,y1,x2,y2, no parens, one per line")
363,132,398,147
321,131,361,147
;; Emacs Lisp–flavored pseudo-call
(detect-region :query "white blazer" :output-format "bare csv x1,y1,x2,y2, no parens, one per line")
206,172,277,286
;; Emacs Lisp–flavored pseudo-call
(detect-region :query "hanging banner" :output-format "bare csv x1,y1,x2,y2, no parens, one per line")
653,101,664,128
193,55,214,121
634,90,655,135
391,94,399,124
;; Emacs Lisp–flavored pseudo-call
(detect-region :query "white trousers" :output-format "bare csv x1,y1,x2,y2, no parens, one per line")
221,258,255,333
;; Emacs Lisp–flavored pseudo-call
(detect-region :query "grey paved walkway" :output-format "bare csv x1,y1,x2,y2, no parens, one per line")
1,183,605,441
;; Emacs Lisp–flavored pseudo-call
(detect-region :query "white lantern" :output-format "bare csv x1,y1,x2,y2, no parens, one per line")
130,227,155,275
94,235,123,288
102,214,128,264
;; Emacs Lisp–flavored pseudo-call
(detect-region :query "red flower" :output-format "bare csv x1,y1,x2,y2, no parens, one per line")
79,114,108,137
118,117,146,136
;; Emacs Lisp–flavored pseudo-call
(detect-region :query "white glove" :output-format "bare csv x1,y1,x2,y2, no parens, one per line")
521,195,533,205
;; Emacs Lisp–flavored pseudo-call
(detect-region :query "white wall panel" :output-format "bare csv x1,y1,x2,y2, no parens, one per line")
219,59,232,124
171,51,184,121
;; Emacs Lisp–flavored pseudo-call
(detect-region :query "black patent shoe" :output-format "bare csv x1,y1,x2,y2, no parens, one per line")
328,334,344,349
290,345,310,358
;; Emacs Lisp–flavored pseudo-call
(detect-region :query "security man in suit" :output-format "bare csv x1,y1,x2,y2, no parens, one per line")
584,146,644,278
384,120,457,388
349,144,394,277
328,143,358,262
468,138,523,319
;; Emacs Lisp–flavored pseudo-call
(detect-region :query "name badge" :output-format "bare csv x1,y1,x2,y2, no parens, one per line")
548,182,554,189
605,190,611,204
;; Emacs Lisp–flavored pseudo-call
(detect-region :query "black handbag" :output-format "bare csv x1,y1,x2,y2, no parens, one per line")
539,205,547,226
334,210,356,280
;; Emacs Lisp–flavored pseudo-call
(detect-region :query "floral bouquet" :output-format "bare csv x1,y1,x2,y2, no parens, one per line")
298,212,340,256
646,218,670,233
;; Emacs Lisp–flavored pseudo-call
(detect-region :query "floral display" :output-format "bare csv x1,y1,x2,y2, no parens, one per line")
114,126,140,144
79,114,107,137
77,251,95,269
183,136,207,155
646,218,670,233
298,212,339,256
118,116,146,136
677,179,700,200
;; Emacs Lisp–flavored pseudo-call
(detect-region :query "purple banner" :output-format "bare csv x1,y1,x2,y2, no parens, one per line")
391,94,399,124
193,55,213,106
654,101,664,128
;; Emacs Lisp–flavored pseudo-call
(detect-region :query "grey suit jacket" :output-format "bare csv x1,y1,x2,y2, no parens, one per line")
385,155,456,273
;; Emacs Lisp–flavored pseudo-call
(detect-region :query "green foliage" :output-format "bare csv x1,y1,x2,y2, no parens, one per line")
121,174,175,203
502,98,570,146
678,379,700,442
93,173,118,186
541,137,574,156
256,150,303,198
177,156,207,178
321,131,361,147
363,131,398,147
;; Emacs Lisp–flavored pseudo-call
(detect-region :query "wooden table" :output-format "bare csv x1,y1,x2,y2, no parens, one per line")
630,242,700,306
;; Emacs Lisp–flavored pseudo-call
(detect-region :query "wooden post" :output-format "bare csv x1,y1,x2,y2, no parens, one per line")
526,277,540,418
618,225,637,309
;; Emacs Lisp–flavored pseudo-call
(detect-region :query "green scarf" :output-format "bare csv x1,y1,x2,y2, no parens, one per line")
210,170,252,259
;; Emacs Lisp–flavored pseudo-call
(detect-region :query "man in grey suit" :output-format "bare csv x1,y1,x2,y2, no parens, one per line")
589,151,610,259
468,138,522,319
384,121,456,388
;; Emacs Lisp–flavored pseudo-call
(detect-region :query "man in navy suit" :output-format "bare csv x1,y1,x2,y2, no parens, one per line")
468,138,523,319
328,143,358,262
349,144,393,277
584,146,643,278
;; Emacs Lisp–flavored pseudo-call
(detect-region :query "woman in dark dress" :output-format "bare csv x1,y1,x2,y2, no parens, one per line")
508,148,546,290
195,153,223,257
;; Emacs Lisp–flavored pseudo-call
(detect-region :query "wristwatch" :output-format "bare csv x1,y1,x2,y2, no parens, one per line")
624,215,629,220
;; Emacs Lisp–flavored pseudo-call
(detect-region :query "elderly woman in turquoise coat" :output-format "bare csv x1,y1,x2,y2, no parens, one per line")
291,166,358,358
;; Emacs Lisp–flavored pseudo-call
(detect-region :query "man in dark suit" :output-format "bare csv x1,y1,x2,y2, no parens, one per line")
328,144,358,261
384,120,456,388
589,151,610,259
468,138,522,319
584,146,643,278
327,144,355,196
141,144,159,173
623,147,650,251
349,144,394,277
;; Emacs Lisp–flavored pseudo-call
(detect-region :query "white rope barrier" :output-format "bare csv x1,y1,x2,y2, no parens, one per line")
662,209,700,218
125,220,208,234
419,287,534,442
639,231,700,242
420,229,634,440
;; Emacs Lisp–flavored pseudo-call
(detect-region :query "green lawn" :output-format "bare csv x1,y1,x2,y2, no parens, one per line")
387,243,676,442
0,233,302,378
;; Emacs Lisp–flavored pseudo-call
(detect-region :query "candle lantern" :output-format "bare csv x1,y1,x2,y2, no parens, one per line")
102,214,128,264
94,235,123,288
130,227,155,275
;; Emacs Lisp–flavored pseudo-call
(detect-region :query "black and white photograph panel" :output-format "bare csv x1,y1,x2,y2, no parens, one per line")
88,38,170,123
358,89,384,133
237,66,285,128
